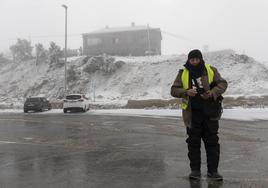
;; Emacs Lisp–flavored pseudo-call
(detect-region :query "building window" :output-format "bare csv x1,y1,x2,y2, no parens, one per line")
112,38,119,44
87,38,102,46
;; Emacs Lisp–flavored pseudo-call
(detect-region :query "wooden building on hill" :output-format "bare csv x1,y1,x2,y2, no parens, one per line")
82,23,162,56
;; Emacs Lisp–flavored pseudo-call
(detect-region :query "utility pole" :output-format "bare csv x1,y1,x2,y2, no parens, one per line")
62,4,68,96
92,81,96,102
35,53,38,73
146,24,151,56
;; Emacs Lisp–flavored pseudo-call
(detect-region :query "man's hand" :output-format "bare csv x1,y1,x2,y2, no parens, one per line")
186,89,198,97
201,90,213,100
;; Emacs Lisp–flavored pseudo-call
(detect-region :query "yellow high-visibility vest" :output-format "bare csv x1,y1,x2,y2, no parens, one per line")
181,64,214,110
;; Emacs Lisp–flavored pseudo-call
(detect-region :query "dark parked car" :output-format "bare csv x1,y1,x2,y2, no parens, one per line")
24,97,51,113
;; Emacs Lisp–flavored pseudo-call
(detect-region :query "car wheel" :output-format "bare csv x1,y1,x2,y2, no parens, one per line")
82,107,86,112
63,109,67,113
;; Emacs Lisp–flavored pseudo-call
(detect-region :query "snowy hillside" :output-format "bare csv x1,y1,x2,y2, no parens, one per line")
260,61,268,69
0,50,267,107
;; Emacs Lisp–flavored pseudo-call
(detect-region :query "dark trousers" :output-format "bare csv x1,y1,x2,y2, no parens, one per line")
186,109,220,173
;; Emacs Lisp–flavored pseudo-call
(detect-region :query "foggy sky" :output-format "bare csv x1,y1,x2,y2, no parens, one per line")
0,0,268,62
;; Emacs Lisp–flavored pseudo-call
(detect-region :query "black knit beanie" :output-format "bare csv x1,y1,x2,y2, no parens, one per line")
187,49,203,60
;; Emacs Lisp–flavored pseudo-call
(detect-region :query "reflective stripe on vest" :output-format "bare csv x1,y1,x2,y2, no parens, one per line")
181,64,214,110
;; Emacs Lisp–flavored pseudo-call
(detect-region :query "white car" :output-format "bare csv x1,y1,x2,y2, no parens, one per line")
63,94,90,113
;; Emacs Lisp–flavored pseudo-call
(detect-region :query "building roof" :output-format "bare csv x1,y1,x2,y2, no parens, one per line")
83,25,160,35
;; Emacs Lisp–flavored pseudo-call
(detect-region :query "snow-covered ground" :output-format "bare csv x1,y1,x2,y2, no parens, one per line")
0,49,267,107
1,108,267,121
91,108,268,121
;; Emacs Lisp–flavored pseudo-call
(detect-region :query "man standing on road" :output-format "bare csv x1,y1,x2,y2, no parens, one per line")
170,49,227,181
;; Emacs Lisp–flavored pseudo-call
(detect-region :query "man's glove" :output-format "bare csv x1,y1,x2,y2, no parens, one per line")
201,90,213,100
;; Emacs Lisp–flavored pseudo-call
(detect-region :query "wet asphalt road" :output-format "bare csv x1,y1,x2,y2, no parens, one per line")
0,111,267,188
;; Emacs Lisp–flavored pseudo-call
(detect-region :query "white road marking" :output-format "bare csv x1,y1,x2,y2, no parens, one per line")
0,141,17,144
23,137,33,140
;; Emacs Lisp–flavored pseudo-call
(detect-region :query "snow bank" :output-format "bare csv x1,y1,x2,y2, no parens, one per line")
90,108,268,121
1,108,267,121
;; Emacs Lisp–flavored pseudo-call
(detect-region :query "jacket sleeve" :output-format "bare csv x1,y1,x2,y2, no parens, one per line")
170,69,188,98
210,66,228,100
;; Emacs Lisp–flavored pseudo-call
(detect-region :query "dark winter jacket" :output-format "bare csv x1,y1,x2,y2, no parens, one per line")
170,65,228,128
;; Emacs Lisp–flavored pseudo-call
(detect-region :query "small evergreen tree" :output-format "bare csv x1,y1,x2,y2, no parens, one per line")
67,65,77,82
48,42,63,63
35,43,47,59
9,38,33,62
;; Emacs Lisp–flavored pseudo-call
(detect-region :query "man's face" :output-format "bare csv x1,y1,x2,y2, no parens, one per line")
189,58,200,66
